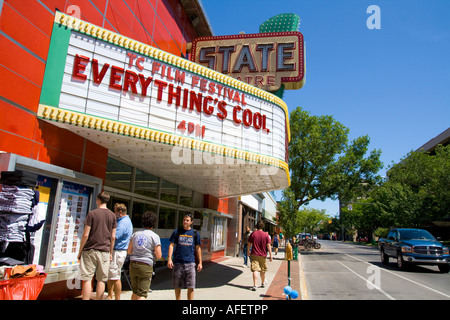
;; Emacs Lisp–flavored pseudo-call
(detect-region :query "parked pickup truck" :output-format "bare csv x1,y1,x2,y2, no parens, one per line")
378,228,450,273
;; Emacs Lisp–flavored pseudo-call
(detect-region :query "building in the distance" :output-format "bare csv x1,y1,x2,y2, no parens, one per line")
416,127,450,154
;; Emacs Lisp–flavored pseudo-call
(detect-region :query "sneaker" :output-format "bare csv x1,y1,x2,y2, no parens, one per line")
251,286,257,291
260,280,267,288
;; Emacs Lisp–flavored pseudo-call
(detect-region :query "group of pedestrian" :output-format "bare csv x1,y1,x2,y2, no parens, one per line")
77,191,279,300
77,191,201,300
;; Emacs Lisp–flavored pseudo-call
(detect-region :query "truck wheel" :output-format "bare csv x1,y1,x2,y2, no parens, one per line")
438,265,450,273
397,252,408,270
380,249,389,265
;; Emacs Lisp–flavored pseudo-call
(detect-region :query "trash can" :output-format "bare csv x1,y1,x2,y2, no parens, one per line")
293,243,298,260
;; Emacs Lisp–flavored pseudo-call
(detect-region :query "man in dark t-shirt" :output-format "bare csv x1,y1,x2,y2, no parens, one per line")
168,213,202,300
77,192,116,300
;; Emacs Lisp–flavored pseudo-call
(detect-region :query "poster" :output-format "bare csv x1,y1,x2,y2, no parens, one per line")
51,181,92,268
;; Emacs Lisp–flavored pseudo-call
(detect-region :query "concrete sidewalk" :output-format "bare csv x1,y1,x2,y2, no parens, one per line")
100,248,304,301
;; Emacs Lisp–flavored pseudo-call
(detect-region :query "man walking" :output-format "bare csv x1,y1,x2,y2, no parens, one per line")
248,220,272,291
167,213,202,300
78,192,117,300
106,203,133,300
240,226,251,267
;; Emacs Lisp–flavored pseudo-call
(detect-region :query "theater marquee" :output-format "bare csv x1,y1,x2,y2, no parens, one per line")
190,32,305,91
37,12,291,197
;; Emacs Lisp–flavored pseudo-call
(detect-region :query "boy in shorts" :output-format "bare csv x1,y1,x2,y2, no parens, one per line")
78,192,117,300
167,213,202,300
127,211,161,300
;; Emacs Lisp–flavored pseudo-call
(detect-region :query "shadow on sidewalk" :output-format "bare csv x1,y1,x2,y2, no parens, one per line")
146,260,244,291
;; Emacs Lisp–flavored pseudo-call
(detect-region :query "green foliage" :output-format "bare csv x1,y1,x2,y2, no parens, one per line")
374,227,389,239
373,145,450,227
341,198,381,235
320,217,341,235
297,207,329,234
276,188,301,238
277,188,331,237
288,107,383,210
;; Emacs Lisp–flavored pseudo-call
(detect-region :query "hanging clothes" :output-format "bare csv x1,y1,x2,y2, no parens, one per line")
0,171,43,265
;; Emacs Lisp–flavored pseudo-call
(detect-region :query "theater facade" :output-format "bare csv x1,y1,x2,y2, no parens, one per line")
0,1,292,299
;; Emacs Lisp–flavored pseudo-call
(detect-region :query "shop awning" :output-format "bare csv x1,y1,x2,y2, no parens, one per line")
262,217,277,226
197,208,234,219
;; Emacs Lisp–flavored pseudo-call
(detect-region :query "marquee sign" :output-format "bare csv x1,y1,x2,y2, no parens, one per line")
37,12,291,197
190,32,305,92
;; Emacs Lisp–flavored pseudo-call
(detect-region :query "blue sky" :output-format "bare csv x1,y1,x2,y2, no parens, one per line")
201,0,450,216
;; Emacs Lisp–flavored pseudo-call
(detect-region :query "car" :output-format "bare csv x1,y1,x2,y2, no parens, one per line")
297,233,311,240
378,228,450,273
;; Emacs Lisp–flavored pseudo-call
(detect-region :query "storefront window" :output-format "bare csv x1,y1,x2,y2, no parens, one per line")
131,201,157,228
105,157,133,192
180,186,192,207
212,216,226,250
36,175,59,267
104,157,195,232
158,206,176,229
108,196,130,214
177,210,194,228
134,169,159,199
194,210,204,231
160,179,177,204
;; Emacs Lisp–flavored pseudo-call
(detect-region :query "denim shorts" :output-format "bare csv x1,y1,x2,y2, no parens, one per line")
172,263,196,289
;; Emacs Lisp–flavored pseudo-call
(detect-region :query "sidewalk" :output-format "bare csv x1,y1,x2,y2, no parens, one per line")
86,247,304,300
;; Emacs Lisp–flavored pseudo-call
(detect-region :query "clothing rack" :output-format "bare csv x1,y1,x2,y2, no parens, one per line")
0,170,42,266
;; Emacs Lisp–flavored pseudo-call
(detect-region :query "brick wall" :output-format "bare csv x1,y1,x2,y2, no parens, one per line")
0,0,197,180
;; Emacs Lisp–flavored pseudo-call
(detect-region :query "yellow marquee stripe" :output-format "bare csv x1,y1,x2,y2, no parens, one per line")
37,104,290,185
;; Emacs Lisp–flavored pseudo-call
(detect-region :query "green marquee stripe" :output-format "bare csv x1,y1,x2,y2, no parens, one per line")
39,23,71,107
259,13,301,33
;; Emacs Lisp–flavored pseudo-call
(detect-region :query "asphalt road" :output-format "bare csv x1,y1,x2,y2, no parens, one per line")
300,240,450,300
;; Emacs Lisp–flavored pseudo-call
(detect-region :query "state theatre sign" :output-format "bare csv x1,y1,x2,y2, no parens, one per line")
37,12,291,198
190,32,305,92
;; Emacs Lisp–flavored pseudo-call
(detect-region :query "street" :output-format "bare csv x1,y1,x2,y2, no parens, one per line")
300,240,450,300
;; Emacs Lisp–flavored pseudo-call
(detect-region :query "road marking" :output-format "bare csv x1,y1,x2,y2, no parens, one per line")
298,256,309,300
345,253,450,299
336,260,395,300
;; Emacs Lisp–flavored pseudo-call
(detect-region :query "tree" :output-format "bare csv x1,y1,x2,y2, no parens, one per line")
373,144,450,227
321,217,341,238
288,107,383,210
276,188,302,238
297,207,329,235
277,188,331,238
341,198,381,241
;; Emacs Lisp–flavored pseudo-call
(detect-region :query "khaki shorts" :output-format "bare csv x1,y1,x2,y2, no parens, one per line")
129,261,153,298
80,249,110,282
108,250,127,280
250,254,267,272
